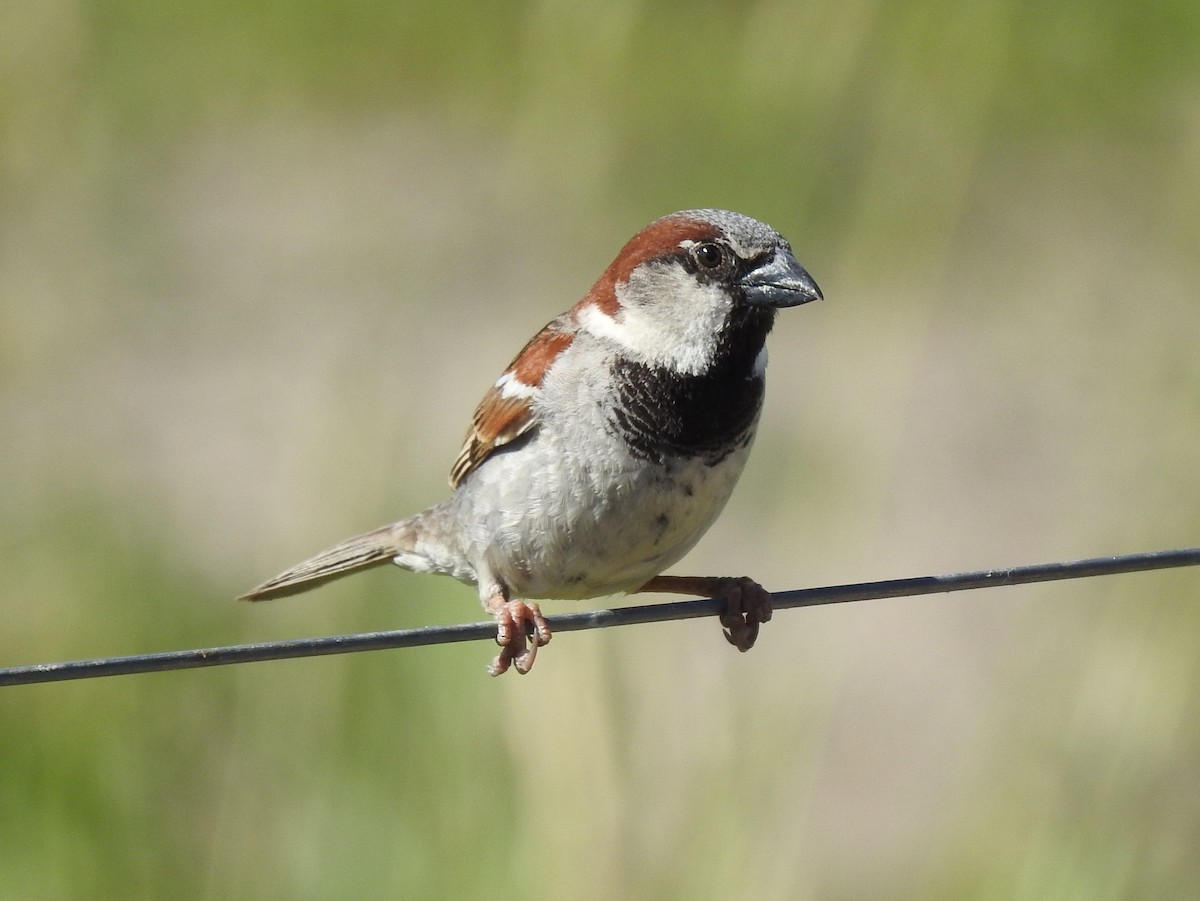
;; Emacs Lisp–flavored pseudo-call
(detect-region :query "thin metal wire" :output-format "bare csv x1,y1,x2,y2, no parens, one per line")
2,546,1198,687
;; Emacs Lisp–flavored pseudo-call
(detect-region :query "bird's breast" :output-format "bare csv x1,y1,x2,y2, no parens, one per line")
453,416,757,601
450,336,768,600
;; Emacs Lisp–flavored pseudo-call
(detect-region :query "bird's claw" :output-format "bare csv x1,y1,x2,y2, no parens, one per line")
488,599,552,676
716,577,773,652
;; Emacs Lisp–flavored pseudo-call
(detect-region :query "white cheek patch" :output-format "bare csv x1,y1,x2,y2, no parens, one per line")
578,264,731,375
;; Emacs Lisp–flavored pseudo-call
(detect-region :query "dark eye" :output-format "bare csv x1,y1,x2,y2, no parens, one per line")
693,242,726,271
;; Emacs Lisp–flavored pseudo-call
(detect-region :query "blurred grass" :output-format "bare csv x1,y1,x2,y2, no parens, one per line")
3,0,1200,898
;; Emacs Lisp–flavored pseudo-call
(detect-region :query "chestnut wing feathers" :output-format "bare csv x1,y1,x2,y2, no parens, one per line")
449,321,575,488
450,388,538,488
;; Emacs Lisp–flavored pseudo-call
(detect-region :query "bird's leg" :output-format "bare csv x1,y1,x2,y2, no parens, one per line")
637,575,773,652
484,586,552,676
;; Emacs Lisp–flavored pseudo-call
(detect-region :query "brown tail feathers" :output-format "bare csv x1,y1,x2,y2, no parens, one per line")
240,524,401,601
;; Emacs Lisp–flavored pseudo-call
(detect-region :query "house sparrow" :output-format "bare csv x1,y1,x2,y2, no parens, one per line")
242,209,821,675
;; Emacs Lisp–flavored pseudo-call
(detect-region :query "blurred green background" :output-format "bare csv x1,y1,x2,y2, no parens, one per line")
3,0,1200,897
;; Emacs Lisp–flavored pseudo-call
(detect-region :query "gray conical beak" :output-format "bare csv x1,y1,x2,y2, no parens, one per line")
741,246,823,308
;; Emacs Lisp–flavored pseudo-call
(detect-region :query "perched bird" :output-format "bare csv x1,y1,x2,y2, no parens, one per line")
242,209,822,675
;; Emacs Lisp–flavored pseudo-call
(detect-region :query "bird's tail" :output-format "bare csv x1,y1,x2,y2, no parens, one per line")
240,523,405,601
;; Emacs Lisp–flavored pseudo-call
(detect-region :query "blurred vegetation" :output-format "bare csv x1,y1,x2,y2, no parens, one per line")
3,0,1200,898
